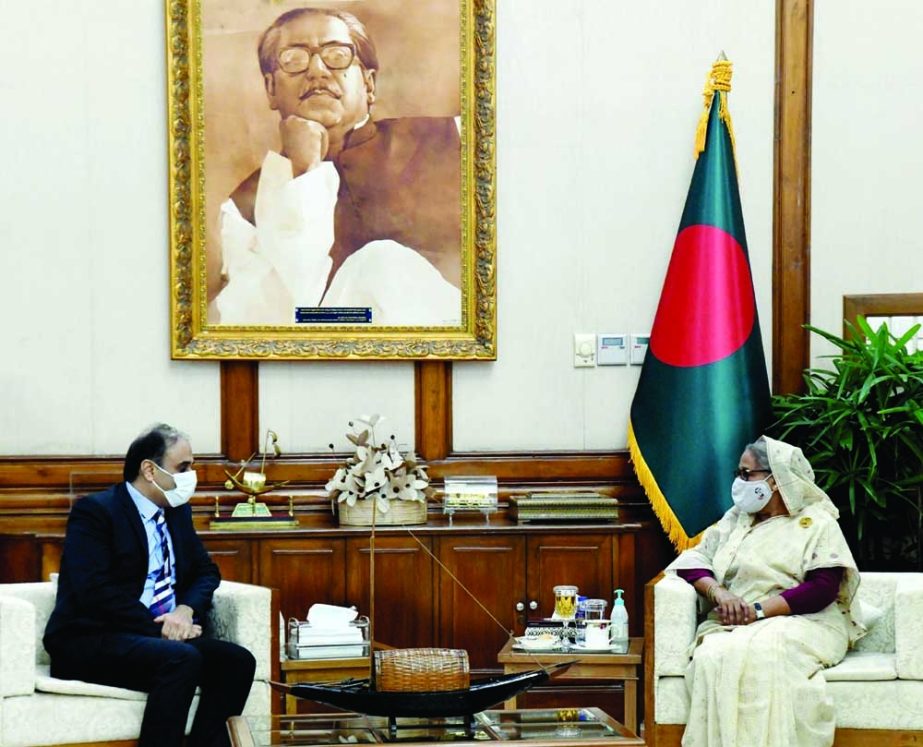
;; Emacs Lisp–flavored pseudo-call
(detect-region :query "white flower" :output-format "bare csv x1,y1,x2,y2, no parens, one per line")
381,442,403,471
364,465,388,494
326,417,430,505
388,472,426,502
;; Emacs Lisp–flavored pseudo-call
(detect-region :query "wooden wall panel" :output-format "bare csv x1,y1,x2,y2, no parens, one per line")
773,0,814,394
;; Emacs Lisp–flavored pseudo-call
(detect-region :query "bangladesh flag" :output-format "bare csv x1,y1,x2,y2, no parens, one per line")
627,59,772,550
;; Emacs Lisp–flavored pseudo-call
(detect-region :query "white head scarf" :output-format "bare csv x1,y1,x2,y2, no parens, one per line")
764,436,839,518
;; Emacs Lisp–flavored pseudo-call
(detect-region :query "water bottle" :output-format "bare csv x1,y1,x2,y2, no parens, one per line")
610,588,629,653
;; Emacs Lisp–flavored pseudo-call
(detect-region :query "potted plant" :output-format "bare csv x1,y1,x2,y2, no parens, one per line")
326,415,434,526
769,317,923,570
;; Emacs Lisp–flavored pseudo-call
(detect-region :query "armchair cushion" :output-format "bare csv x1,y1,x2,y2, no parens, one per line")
653,574,697,677
822,651,896,681
895,573,923,679
0,596,34,698
34,665,147,700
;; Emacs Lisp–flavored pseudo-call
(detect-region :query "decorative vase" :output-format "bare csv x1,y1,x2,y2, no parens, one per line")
337,499,428,527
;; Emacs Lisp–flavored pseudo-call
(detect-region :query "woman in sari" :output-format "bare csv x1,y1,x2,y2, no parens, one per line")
667,436,866,747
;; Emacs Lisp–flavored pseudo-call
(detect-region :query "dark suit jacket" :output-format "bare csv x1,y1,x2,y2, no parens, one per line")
230,116,462,290
44,483,220,649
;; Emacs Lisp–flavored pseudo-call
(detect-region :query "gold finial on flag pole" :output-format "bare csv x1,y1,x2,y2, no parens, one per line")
693,52,737,163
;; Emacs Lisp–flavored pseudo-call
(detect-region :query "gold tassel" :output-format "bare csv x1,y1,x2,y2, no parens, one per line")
627,420,703,552
693,56,737,168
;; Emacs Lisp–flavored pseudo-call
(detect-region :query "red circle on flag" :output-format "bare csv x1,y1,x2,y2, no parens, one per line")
650,224,755,367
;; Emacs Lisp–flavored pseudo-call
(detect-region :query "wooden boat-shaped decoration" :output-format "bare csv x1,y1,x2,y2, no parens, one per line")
273,658,574,718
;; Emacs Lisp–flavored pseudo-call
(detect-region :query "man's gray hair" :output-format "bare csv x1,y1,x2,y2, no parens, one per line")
258,8,380,76
744,437,771,471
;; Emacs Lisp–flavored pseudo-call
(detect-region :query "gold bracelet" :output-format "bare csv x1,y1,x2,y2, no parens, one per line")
706,583,720,603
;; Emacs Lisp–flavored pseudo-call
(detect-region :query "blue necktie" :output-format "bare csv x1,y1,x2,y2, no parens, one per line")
149,510,176,617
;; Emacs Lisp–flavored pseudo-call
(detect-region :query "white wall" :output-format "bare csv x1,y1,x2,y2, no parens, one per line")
9,0,877,457
812,0,923,365
0,1,220,455
453,0,776,450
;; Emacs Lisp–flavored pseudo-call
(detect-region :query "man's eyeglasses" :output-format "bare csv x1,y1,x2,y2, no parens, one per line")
277,44,356,74
734,468,771,481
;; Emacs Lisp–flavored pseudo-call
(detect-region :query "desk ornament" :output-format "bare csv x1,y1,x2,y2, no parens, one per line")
210,429,298,530
326,415,433,526
442,475,498,525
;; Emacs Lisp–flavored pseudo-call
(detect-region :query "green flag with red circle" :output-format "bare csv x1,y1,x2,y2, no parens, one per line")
627,60,771,550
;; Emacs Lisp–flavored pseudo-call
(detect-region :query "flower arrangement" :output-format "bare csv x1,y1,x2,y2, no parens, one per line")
326,415,434,515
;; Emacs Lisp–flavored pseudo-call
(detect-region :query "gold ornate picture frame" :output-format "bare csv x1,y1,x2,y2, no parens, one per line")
166,0,496,360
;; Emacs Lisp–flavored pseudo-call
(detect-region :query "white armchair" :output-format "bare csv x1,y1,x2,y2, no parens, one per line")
0,580,276,747
644,571,923,747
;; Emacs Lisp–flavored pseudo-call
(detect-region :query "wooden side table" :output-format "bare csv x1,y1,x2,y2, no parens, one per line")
496,637,643,735
280,655,371,715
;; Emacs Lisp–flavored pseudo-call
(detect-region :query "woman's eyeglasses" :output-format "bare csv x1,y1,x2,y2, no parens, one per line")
734,468,771,481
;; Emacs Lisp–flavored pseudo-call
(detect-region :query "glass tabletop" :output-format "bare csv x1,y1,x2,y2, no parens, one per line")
228,708,643,747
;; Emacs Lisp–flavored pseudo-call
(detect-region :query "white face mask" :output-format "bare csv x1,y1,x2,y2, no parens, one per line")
151,462,197,508
731,476,773,514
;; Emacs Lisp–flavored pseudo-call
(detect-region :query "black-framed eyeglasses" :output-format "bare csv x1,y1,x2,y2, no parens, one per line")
277,43,356,74
734,468,772,481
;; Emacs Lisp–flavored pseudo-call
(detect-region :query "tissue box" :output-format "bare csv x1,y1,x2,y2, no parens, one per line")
287,617,370,660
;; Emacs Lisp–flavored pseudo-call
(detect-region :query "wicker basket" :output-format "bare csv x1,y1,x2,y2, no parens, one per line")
337,499,427,526
374,648,470,692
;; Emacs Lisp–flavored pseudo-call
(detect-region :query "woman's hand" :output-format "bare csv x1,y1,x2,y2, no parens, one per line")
712,588,755,626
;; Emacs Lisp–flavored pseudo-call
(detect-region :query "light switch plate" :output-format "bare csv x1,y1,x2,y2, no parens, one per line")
574,333,596,367
630,333,650,365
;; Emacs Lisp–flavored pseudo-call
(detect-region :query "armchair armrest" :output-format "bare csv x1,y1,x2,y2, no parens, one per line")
653,573,698,676
894,573,923,679
0,595,36,697
208,581,275,682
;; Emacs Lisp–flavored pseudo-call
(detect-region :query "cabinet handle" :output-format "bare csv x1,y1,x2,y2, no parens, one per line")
529,600,538,610
515,602,525,612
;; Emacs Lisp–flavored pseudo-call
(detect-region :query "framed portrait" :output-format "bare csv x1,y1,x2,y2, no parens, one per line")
166,0,496,359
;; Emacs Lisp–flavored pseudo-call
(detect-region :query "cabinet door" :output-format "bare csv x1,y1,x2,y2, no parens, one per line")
202,538,253,583
345,536,434,650
435,535,526,670
526,534,613,618
258,538,346,622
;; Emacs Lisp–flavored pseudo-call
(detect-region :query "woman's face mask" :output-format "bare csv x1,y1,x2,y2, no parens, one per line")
731,476,773,513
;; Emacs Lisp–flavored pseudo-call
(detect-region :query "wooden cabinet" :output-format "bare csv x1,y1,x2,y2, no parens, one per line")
436,535,526,670
201,537,253,584
526,533,614,618
435,532,615,670
258,537,346,622
345,536,434,650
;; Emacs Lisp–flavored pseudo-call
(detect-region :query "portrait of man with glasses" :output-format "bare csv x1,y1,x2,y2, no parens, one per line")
210,5,462,327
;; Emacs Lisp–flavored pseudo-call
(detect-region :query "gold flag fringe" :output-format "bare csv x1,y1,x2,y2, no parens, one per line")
627,419,703,552
693,57,737,167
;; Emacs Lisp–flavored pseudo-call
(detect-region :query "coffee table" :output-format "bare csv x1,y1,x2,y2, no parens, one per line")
227,708,643,746
496,638,643,734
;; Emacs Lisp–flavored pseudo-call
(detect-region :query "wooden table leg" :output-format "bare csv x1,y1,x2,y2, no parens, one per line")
623,678,637,735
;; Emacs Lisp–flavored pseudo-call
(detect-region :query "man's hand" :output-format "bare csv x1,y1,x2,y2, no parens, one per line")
155,605,202,641
712,588,755,626
280,116,329,177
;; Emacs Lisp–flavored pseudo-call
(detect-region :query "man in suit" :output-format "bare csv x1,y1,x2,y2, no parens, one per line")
44,424,255,747
212,7,462,326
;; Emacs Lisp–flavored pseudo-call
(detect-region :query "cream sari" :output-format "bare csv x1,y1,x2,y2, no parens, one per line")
667,437,865,747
